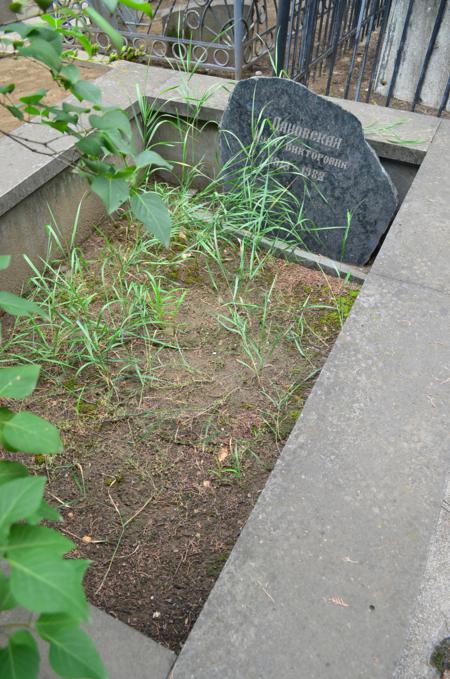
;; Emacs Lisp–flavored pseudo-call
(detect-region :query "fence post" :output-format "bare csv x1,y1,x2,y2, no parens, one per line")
275,0,291,76
234,0,243,80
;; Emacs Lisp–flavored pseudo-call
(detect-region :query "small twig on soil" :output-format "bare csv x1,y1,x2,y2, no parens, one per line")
60,526,106,545
123,496,154,528
47,491,71,507
95,491,157,595
115,544,140,560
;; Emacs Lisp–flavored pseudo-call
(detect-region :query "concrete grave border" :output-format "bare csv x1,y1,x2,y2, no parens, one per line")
0,63,448,678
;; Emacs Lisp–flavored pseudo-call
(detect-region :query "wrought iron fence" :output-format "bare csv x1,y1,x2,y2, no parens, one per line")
275,0,449,116
81,0,279,79
49,0,449,115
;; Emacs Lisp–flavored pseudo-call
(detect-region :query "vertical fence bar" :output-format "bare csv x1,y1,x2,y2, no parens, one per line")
365,0,391,102
233,0,243,80
325,0,346,96
290,0,305,79
385,0,414,107
298,0,319,84
343,0,367,98
275,0,291,74
438,77,449,117
353,0,377,101
411,0,446,111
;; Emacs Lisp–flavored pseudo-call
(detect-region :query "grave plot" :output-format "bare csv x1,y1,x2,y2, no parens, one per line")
0,167,359,650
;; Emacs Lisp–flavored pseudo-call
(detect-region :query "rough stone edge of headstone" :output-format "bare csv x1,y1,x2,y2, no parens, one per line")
219,76,399,266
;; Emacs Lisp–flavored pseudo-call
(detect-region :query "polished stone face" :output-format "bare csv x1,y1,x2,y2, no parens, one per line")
220,77,398,265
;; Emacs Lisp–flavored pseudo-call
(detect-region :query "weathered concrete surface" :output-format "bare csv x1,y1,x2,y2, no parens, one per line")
372,119,450,295
379,159,417,205
172,271,450,679
327,96,440,164
0,171,103,294
393,475,450,679
375,0,450,111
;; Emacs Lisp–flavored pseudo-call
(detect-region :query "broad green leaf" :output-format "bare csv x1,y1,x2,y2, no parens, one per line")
5,524,73,557
0,476,45,532
76,133,104,157
64,30,94,57
29,499,61,524
6,104,24,121
3,412,63,454
0,406,14,424
0,365,40,399
72,80,101,105
0,291,46,318
83,158,117,176
120,0,152,16
0,461,28,487
89,110,131,140
86,6,124,50
62,101,89,114
35,0,53,9
0,407,16,451
0,255,11,271
3,22,32,38
0,571,16,610
37,614,107,679
0,630,39,679
23,105,41,116
9,553,89,618
19,88,46,104
0,83,15,94
60,64,80,85
134,149,172,170
100,129,134,156
7,2,24,14
91,176,129,215
46,120,70,134
130,191,172,247
18,38,61,71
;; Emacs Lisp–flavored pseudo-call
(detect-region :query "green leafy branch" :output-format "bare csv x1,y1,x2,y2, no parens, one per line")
0,255,106,678
0,0,172,246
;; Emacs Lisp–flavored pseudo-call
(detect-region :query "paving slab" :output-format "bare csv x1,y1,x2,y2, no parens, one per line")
171,272,450,679
327,96,440,164
372,119,450,296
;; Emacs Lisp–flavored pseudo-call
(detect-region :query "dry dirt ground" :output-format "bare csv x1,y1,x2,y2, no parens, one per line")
0,56,107,135
1,215,359,651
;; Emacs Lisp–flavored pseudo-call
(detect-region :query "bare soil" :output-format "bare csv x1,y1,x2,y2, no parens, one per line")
0,56,108,136
1,218,359,651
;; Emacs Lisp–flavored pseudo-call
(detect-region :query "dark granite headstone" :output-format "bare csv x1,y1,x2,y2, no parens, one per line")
220,77,398,265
